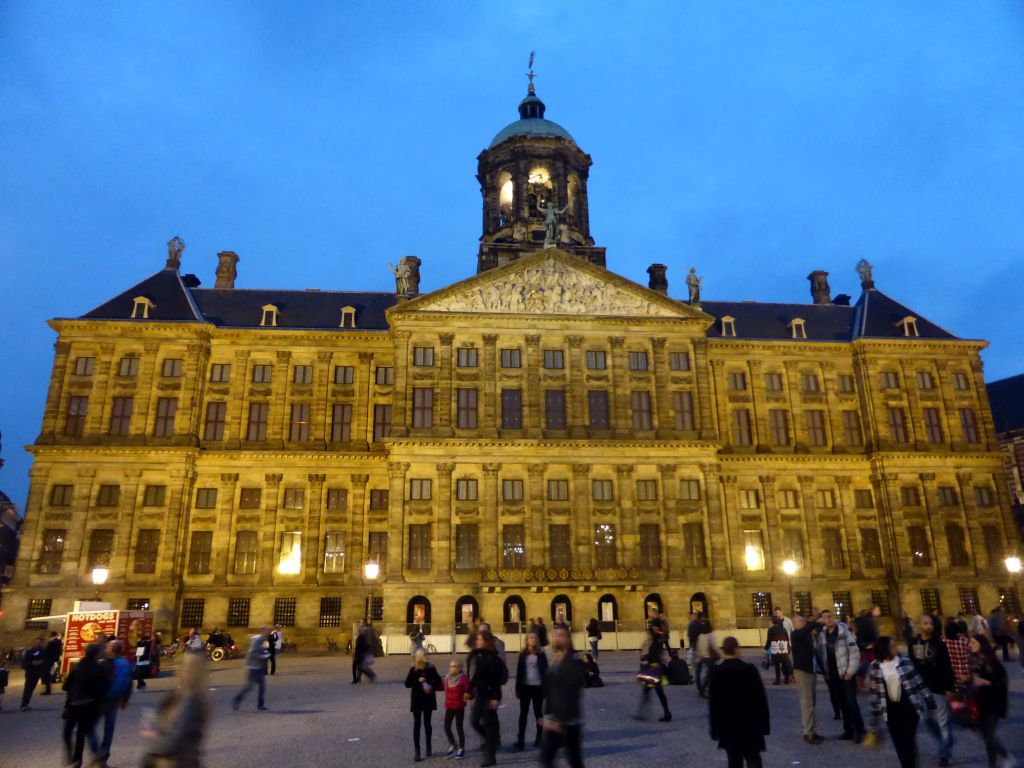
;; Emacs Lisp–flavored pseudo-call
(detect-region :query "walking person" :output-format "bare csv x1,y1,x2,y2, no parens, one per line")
708,636,770,768
766,616,793,685
687,612,703,665
135,632,153,689
140,651,210,768
942,618,972,687
790,614,824,744
867,636,936,768
443,658,472,759
232,626,270,711
815,609,865,742
969,634,1015,768
268,625,282,675
62,642,107,768
515,631,548,749
695,620,720,698
909,614,956,766
97,640,132,768
635,625,672,722
989,606,1012,663
405,649,443,762
43,631,63,694
469,628,505,767
352,620,374,683
539,624,586,768
585,618,601,660
19,636,46,710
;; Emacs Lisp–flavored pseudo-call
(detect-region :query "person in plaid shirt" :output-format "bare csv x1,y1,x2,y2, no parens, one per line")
868,636,936,768
942,619,972,685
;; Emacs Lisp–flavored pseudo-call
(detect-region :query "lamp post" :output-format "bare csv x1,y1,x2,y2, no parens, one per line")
781,559,798,614
91,565,109,602
1006,556,1022,610
363,557,380,622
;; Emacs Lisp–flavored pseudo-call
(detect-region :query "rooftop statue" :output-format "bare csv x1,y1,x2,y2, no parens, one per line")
537,199,568,249
686,267,702,307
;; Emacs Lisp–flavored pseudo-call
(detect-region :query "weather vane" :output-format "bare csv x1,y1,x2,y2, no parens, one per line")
526,50,536,92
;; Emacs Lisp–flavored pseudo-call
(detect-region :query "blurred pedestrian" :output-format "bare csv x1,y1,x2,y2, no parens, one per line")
909,614,955,766
635,625,671,722
708,636,770,768
815,609,865,742
141,651,209,768
135,633,153,689
585,618,602,660
687,612,703,665
62,642,107,768
98,639,132,768
20,636,46,710
766,617,792,685
469,629,505,767
695,620,720,698
989,606,1011,662
352,620,377,684
969,634,1014,768
540,625,586,768
443,658,472,759
186,629,204,653
232,626,270,711
405,649,443,762
44,631,63,694
867,636,935,768
515,631,547,749
268,625,282,675
535,618,549,649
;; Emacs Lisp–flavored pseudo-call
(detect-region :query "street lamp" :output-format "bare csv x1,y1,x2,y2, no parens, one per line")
781,559,798,614
363,557,380,622
1007,556,1021,610
91,565,109,602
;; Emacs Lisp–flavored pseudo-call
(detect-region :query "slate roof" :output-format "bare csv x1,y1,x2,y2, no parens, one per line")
852,289,956,340
191,288,396,330
82,268,203,322
987,373,1024,434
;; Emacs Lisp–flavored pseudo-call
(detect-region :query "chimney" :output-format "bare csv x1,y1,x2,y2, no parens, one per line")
646,263,668,294
215,251,239,290
807,270,831,305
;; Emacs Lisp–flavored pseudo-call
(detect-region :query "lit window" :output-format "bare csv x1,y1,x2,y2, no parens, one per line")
743,529,766,571
278,532,302,574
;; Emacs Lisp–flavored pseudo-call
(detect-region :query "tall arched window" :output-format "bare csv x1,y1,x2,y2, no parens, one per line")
407,595,431,634
503,595,526,632
551,594,573,627
455,595,479,632
597,594,618,631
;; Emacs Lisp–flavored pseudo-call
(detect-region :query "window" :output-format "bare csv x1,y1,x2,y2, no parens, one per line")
999,586,1020,614
369,489,389,510
832,591,853,618
375,366,394,385
162,358,183,378
945,524,969,566
683,522,707,567
764,372,783,392
234,531,258,574
502,479,524,502
982,525,1004,568
126,598,150,611
117,356,140,376
252,364,273,383
501,388,522,429
853,489,873,511
333,365,354,384
368,532,388,567
204,401,226,440
195,488,218,509
26,599,54,630
292,364,313,384
134,529,160,574
778,489,799,509
274,597,297,627
961,407,980,444
752,592,773,618
669,351,690,371
457,388,478,429
457,348,478,368
550,524,572,570
837,374,855,393
210,363,231,383
679,479,701,500
739,489,760,509
593,524,617,567
631,390,652,430
326,488,347,510
728,371,747,391
289,402,311,441
628,351,649,371
917,371,935,390
239,488,261,509
73,356,95,376
900,486,921,506
974,486,994,507
109,396,133,435
806,410,827,446
921,588,942,616
65,396,88,436
952,372,969,391
502,525,526,568
372,404,392,441
411,387,434,428
639,524,661,568
822,528,845,569
244,403,268,441
50,484,73,506
543,349,564,369
547,479,569,501
409,479,432,501
39,529,66,573
923,408,943,443
884,409,909,444
455,524,479,569
937,486,958,506
260,304,278,326
842,410,863,445
673,391,694,431
500,348,521,368
545,389,567,429
180,599,204,628
592,479,614,502
455,479,478,501
96,484,120,507
959,587,979,616
278,532,302,574
330,403,352,442
283,488,305,510
153,397,177,437
323,532,345,573
907,525,931,567
792,591,812,616
802,373,820,393
227,597,251,627
782,528,805,565
860,528,883,569
816,489,836,508
636,479,658,501
188,531,213,574
412,346,434,367
881,371,900,390
319,597,343,628
143,485,166,506
769,409,790,445
586,350,607,370
588,390,610,430
408,524,431,569
731,409,753,446
743,529,766,571
870,589,892,616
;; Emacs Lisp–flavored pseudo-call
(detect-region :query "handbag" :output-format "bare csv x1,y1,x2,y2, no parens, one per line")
950,689,981,729
636,662,661,686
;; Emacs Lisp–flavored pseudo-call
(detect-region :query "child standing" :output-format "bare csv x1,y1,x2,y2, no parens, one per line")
443,658,472,759
405,650,443,762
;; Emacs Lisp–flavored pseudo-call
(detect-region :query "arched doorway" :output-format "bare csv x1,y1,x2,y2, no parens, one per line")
407,595,431,634
455,595,479,633
689,591,709,619
645,593,664,621
551,594,573,627
597,594,618,631
503,595,526,633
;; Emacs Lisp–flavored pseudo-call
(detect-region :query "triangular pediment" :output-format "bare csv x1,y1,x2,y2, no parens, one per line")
393,250,708,320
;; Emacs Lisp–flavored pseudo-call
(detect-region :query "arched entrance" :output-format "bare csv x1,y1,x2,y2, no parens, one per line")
455,595,479,633
689,591,709,619
551,594,573,627
503,595,526,633
645,593,664,621
407,595,431,634
597,594,618,631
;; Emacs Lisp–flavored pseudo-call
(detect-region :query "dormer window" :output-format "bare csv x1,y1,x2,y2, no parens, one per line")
788,318,807,339
131,296,155,319
721,315,736,337
340,306,356,328
898,316,919,337
260,304,279,327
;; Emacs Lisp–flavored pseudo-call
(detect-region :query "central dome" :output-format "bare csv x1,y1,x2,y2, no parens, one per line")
488,90,576,149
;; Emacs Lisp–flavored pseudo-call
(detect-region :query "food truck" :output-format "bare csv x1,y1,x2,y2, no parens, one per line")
60,608,154,675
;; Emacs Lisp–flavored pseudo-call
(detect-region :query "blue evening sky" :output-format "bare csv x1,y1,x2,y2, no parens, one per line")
2,2,1022,509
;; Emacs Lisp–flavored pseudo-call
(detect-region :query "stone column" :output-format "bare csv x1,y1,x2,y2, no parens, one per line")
39,340,72,439
435,463,454,582
747,360,764,446
566,336,586,437
657,464,681,578
797,476,821,580
312,352,332,446
270,350,291,444
955,470,984,576
527,463,548,570
481,335,499,438
608,338,629,438
919,474,948,574
836,477,864,577
481,463,502,570
305,474,326,584
709,359,728,443
524,335,542,436
135,342,162,434
437,334,455,436
692,341,717,440
259,473,283,585
572,464,592,569
13,467,49,588
387,462,409,578
354,353,373,448
228,350,251,448
86,342,115,435
968,357,998,451
215,473,239,583
871,471,902,580
759,475,779,577
651,337,674,438
391,331,411,437
616,465,636,568
714,472,737,579
349,474,369,578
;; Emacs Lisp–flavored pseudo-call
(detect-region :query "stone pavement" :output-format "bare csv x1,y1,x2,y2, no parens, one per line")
1,650,1021,767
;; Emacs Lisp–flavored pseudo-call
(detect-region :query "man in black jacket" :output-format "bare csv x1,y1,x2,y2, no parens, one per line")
20,636,46,710
790,614,823,744
470,629,506,767
909,614,955,766
709,636,770,768
43,631,63,694
540,625,586,768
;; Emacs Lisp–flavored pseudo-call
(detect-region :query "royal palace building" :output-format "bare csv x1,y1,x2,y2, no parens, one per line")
3,82,1020,645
